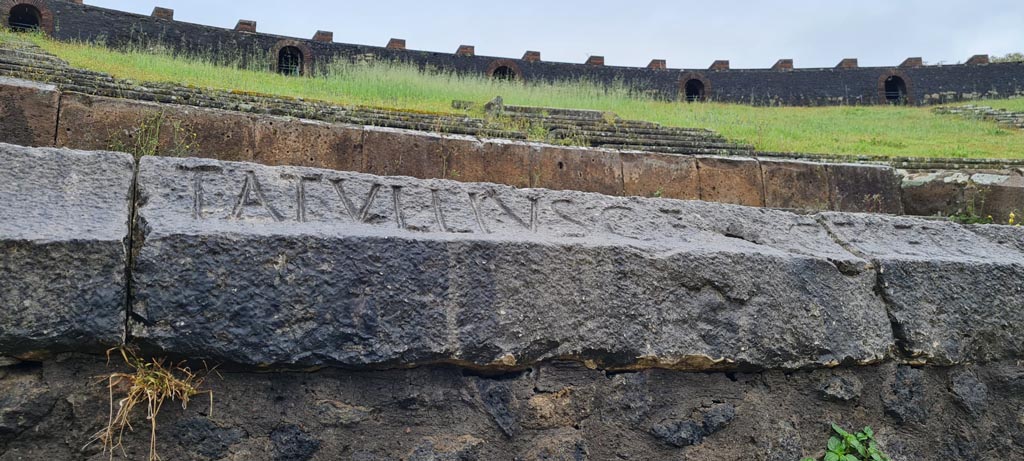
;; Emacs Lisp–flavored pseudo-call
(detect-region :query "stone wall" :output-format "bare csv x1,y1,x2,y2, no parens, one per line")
7,74,1024,222
10,0,1024,106
1,143,1023,460
0,76,907,214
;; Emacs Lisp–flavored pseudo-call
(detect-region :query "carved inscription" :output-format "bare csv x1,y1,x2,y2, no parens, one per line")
232,171,284,222
180,164,222,220
182,168,697,240
331,179,382,224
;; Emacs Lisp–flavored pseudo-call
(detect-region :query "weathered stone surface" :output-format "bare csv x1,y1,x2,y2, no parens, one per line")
252,117,363,172
901,171,969,217
0,77,59,148
697,156,765,207
130,156,892,370
441,135,533,188
621,151,700,200
950,369,989,416
533,145,622,196
3,356,1023,461
821,213,1024,364
57,92,259,162
881,365,928,424
976,174,1024,224
362,126,445,179
826,163,903,214
819,373,864,402
0,144,132,356
760,158,829,210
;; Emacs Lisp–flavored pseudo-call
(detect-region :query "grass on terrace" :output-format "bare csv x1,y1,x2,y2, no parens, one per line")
4,29,1024,159
980,98,1024,112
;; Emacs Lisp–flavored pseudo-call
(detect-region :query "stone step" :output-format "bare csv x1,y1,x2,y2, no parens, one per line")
555,133,746,151
547,127,737,144
600,144,754,156
0,53,748,153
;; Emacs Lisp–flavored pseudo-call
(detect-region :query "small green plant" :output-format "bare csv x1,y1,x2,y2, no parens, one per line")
88,347,214,461
108,111,199,160
801,424,892,461
949,182,994,224
949,212,994,225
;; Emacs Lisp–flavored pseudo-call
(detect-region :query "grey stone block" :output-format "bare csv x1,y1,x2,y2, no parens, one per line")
820,213,1024,364
0,143,133,356
131,156,893,370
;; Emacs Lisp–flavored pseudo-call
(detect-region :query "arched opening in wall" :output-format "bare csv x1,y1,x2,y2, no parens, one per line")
7,4,41,31
684,79,705,102
884,76,908,104
277,46,304,76
491,66,518,81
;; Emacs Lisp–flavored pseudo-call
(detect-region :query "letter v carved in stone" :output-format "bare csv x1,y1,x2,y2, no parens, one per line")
330,179,383,224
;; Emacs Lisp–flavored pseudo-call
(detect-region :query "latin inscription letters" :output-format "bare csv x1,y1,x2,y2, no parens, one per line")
232,171,285,222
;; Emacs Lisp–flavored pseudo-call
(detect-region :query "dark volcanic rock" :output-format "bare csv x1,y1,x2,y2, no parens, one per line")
1,356,1022,460
651,419,704,447
821,213,1024,364
950,369,989,416
700,403,736,435
882,365,928,424
819,374,864,402
0,143,132,356
130,156,893,370
270,424,320,461
172,417,245,459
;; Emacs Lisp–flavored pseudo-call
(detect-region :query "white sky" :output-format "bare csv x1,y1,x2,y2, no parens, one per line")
85,0,1024,69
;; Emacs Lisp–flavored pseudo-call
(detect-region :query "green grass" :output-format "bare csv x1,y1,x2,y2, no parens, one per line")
5,29,1024,159
977,98,1024,112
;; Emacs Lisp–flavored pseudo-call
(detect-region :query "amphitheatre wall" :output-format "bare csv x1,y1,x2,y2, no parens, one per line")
4,0,1024,106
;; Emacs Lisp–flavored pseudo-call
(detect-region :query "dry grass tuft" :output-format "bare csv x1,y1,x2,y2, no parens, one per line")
88,347,214,461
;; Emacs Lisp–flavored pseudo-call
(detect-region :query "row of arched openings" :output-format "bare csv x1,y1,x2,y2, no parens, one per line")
7,4,914,105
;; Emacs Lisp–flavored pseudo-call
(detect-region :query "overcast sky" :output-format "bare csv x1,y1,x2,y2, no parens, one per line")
86,0,1024,69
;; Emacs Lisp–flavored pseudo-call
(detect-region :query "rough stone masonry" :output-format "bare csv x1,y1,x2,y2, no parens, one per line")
2,143,1024,460
0,143,132,356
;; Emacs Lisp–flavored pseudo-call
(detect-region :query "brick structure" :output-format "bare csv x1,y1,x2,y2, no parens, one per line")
836,58,858,69
522,51,541,62
455,45,474,57
709,60,730,71
771,59,794,71
312,30,333,43
585,55,605,66
878,70,913,104
967,54,990,65
486,59,523,80
647,59,667,70
386,38,406,50
270,39,313,76
0,0,55,34
680,72,712,102
234,19,256,33
151,7,173,21
900,57,924,68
